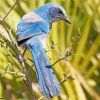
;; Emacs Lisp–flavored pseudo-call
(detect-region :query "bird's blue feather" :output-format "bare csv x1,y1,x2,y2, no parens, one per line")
16,13,50,42
28,39,60,98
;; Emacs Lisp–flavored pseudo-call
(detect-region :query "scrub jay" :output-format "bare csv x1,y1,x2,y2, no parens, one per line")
16,3,71,98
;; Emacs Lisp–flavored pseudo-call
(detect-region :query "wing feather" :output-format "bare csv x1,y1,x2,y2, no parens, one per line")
16,11,50,45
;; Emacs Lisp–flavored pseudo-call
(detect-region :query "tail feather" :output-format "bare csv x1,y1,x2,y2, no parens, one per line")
29,43,60,98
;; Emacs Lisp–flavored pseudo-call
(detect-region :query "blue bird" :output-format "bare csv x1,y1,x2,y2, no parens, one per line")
16,3,71,98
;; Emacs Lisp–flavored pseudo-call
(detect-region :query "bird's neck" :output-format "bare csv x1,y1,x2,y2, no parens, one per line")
34,7,53,26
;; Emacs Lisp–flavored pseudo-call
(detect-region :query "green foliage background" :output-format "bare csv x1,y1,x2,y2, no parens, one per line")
0,0,100,100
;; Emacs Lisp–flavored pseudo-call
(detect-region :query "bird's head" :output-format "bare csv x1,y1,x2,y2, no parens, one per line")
48,4,71,24
35,3,71,24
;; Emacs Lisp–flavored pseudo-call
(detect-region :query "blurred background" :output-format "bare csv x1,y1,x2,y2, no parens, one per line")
0,0,100,100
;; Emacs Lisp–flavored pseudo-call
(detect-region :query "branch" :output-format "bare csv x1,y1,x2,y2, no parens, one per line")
0,31,11,42
0,69,25,77
52,50,72,66
59,73,74,84
3,0,19,21
45,41,55,53
22,47,28,56
0,18,16,46
18,54,36,100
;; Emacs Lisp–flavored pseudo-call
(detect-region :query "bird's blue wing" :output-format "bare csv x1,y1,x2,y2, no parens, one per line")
16,11,50,45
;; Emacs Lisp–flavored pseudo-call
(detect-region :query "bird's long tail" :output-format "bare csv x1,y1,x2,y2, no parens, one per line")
29,42,60,98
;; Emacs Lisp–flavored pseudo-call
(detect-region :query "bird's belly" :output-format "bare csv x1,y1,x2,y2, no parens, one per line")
26,34,48,48
36,34,48,48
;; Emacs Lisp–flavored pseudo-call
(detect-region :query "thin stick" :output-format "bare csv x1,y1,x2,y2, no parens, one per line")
52,51,72,66
0,19,15,45
59,73,74,84
3,0,19,21
52,56,67,66
0,70,25,77
22,47,28,56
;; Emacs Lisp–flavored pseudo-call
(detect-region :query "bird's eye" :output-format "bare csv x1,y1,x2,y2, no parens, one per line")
58,10,63,14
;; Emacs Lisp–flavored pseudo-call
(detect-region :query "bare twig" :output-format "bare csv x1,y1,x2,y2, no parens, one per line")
0,19,15,45
52,50,72,66
52,56,67,66
0,39,18,60
45,41,55,52
19,55,36,100
0,31,11,42
27,64,34,72
0,69,25,77
3,0,19,21
45,48,54,53
27,58,33,63
22,47,28,56
59,73,74,84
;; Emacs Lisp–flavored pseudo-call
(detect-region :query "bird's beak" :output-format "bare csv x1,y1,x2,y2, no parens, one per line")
64,16,71,24
57,15,71,24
